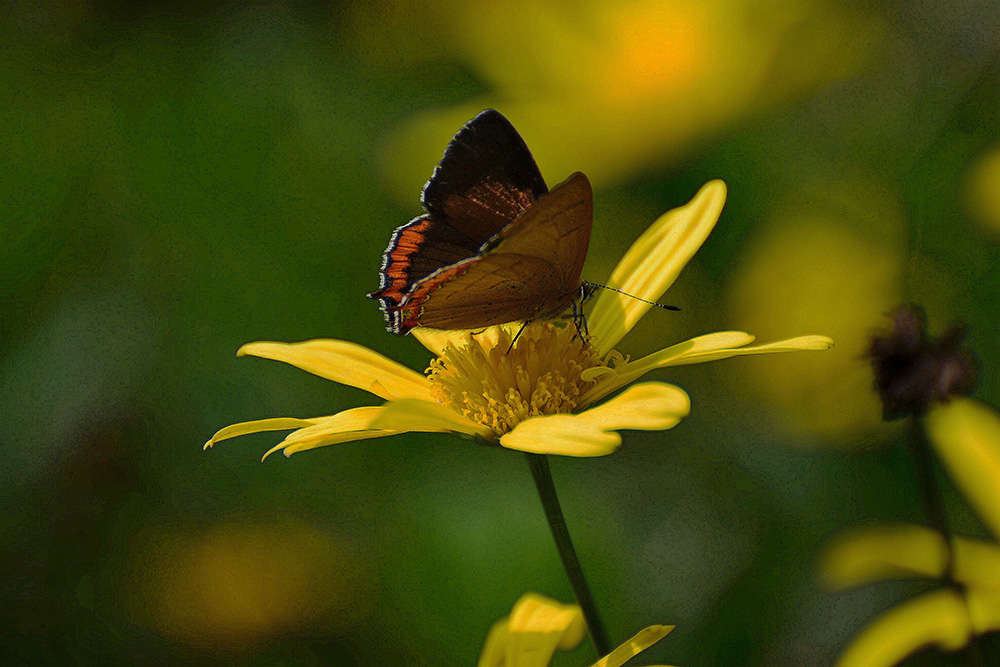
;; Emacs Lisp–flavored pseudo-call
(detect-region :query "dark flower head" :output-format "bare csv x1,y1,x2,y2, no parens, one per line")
869,305,977,420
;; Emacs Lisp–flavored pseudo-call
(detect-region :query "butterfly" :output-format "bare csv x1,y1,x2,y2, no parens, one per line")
369,110,593,335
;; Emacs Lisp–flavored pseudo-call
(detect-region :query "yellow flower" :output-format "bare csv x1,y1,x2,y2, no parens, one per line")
120,519,364,648
820,397,1000,667
373,0,881,197
724,181,907,441
926,398,1000,538
964,144,1000,236
205,180,832,459
477,593,675,667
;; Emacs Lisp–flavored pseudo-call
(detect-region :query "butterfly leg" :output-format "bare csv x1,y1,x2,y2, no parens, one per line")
570,299,590,342
507,321,531,354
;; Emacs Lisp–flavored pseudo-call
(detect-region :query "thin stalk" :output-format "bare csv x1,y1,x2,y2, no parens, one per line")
907,418,952,552
525,452,611,657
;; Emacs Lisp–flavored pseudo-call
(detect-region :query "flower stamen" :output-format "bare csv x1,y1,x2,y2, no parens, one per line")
427,323,607,436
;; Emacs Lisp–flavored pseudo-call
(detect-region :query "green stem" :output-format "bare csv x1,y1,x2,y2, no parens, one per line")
907,418,952,552
525,452,611,657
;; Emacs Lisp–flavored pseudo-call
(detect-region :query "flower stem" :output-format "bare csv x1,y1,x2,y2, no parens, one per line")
907,418,986,667
907,418,951,549
525,452,611,657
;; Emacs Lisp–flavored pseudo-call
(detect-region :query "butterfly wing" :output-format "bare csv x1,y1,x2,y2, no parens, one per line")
489,172,593,310
394,254,564,332
393,174,593,333
369,214,485,318
370,110,549,331
422,109,549,242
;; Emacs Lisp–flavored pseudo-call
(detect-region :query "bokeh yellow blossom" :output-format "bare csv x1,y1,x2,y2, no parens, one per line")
478,593,675,667
726,187,908,443
119,519,368,649
964,145,1000,236
821,397,1000,666
369,0,882,197
205,181,831,459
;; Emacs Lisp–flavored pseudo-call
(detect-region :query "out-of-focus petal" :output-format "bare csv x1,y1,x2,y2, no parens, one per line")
582,332,831,406
204,417,320,450
724,212,902,440
966,588,1000,635
926,398,1000,540
964,144,1000,236
835,589,972,667
590,625,675,667
501,382,690,457
818,523,948,590
507,594,587,650
238,340,432,400
953,538,1000,589
478,619,511,667
820,522,1000,591
477,593,585,667
588,180,727,355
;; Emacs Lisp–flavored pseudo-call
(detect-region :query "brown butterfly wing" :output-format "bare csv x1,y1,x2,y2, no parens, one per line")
489,172,593,315
370,110,549,332
369,214,484,317
395,255,564,331
394,174,593,333
422,109,548,239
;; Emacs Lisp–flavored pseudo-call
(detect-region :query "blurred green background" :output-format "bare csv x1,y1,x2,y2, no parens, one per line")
3,0,1000,665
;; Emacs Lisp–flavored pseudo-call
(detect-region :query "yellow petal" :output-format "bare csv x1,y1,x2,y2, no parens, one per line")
835,589,972,667
660,334,834,366
500,382,690,457
588,180,727,355
370,398,495,441
507,594,587,648
952,537,1000,589
265,400,491,459
238,340,432,400
581,332,831,407
413,326,504,358
581,332,751,405
818,523,948,590
820,523,1000,591
266,429,401,459
262,406,398,459
477,593,586,667
966,587,1000,635
204,417,320,450
477,619,511,667
926,398,1000,540
590,625,674,667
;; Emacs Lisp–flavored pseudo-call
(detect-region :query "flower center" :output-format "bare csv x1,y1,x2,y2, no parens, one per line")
427,323,608,437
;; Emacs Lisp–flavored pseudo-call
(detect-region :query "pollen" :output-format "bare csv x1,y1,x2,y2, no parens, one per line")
427,323,608,436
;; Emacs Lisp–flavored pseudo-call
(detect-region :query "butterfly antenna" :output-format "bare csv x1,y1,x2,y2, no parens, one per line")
582,281,681,311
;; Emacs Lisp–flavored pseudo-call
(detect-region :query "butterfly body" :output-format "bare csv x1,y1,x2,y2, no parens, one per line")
369,110,593,335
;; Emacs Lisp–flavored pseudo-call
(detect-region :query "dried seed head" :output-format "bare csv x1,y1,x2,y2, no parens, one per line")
869,305,977,420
